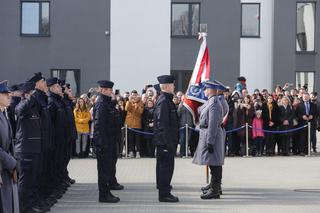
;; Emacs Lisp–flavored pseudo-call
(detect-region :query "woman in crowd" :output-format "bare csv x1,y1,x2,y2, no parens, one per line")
262,95,280,156
142,99,155,158
279,96,294,156
74,98,91,158
116,97,127,157
236,95,254,155
291,97,301,154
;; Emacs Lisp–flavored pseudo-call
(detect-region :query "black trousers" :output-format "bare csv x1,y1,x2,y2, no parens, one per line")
16,153,41,212
109,145,118,186
156,145,175,196
299,128,308,154
209,166,222,185
281,134,291,155
128,130,141,153
265,132,275,154
96,146,113,197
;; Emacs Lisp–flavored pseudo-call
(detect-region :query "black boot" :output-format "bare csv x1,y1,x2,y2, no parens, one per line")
201,183,211,192
99,190,120,203
159,193,179,202
200,184,220,199
110,183,124,190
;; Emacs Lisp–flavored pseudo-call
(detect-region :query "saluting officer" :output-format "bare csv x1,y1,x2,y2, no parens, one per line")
15,81,47,212
193,81,224,199
93,80,121,203
47,77,68,199
153,75,179,203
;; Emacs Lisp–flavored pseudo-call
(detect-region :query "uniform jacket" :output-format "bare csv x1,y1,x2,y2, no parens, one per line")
48,92,67,146
33,89,53,152
15,96,42,153
93,94,117,149
63,95,77,142
125,100,144,129
0,111,19,213
153,92,179,148
74,109,91,133
193,95,224,166
7,96,21,141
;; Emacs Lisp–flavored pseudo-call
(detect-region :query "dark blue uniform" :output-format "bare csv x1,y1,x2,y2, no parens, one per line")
48,91,67,193
32,89,54,200
93,94,118,201
15,95,42,212
153,92,179,198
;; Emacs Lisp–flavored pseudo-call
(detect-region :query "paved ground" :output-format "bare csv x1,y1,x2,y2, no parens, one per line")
51,155,320,213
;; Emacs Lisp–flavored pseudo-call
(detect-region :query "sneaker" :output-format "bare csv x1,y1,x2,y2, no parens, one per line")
136,152,141,158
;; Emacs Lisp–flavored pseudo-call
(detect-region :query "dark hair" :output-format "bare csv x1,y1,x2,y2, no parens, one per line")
131,90,138,94
311,92,318,96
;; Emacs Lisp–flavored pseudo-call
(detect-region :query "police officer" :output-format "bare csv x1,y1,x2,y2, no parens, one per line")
15,81,48,212
47,77,67,200
60,81,77,186
93,80,120,203
28,73,57,207
153,75,179,202
201,80,229,196
7,84,23,140
193,81,224,200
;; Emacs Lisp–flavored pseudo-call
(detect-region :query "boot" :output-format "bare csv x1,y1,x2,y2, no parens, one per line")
200,184,220,199
201,183,211,192
159,193,179,202
99,191,120,203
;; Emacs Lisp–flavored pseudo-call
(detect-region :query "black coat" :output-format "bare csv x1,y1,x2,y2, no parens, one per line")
279,105,294,130
153,92,179,147
15,96,42,153
93,94,117,149
296,101,317,127
142,107,155,132
62,95,77,142
262,102,280,130
33,89,53,152
7,96,20,140
48,92,67,147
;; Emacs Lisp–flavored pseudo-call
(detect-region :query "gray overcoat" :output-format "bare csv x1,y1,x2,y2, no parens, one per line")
193,95,224,166
0,111,19,213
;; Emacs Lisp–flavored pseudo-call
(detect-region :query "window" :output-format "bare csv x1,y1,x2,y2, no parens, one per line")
51,69,80,96
171,3,200,37
296,2,316,52
21,2,50,36
296,71,315,92
241,3,260,37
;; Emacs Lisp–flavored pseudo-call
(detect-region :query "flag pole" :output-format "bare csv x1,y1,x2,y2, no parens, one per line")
206,165,209,184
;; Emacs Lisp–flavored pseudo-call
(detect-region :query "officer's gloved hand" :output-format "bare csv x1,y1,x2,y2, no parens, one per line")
207,144,214,153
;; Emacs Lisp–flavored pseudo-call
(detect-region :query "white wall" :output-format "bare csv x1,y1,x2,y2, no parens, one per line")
240,0,273,92
110,0,171,93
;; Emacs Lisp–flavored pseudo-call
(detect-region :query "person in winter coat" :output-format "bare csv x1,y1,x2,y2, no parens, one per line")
142,99,155,158
0,80,19,213
74,98,91,157
193,81,224,200
252,110,264,156
279,96,294,156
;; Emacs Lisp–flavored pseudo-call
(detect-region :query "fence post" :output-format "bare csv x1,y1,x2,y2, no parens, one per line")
308,122,311,157
125,124,128,158
185,124,189,158
245,123,249,157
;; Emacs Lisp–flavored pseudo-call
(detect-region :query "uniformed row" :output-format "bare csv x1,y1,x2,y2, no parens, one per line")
0,72,77,213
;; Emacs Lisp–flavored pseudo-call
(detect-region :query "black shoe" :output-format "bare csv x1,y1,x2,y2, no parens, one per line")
31,205,47,213
159,193,179,202
99,193,120,203
201,183,211,192
200,185,220,200
110,183,124,190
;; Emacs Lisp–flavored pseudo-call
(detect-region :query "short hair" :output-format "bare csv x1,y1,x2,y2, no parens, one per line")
131,90,138,94
311,92,318,96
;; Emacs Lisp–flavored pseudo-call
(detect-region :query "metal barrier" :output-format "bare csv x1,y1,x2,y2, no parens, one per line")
122,122,313,157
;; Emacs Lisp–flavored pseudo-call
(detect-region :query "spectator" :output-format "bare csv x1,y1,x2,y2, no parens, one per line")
262,95,280,156
142,99,155,158
125,90,144,158
252,110,264,156
279,96,294,156
292,97,301,154
173,95,180,107
310,92,319,153
74,98,91,158
177,102,194,157
296,93,317,155
236,95,254,155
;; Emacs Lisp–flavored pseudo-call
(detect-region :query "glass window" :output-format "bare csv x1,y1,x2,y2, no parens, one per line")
241,3,260,37
296,72,315,92
296,3,316,52
171,3,200,37
51,69,81,96
21,2,50,36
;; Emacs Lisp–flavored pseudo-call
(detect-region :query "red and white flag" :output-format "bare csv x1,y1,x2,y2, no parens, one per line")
183,33,211,122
